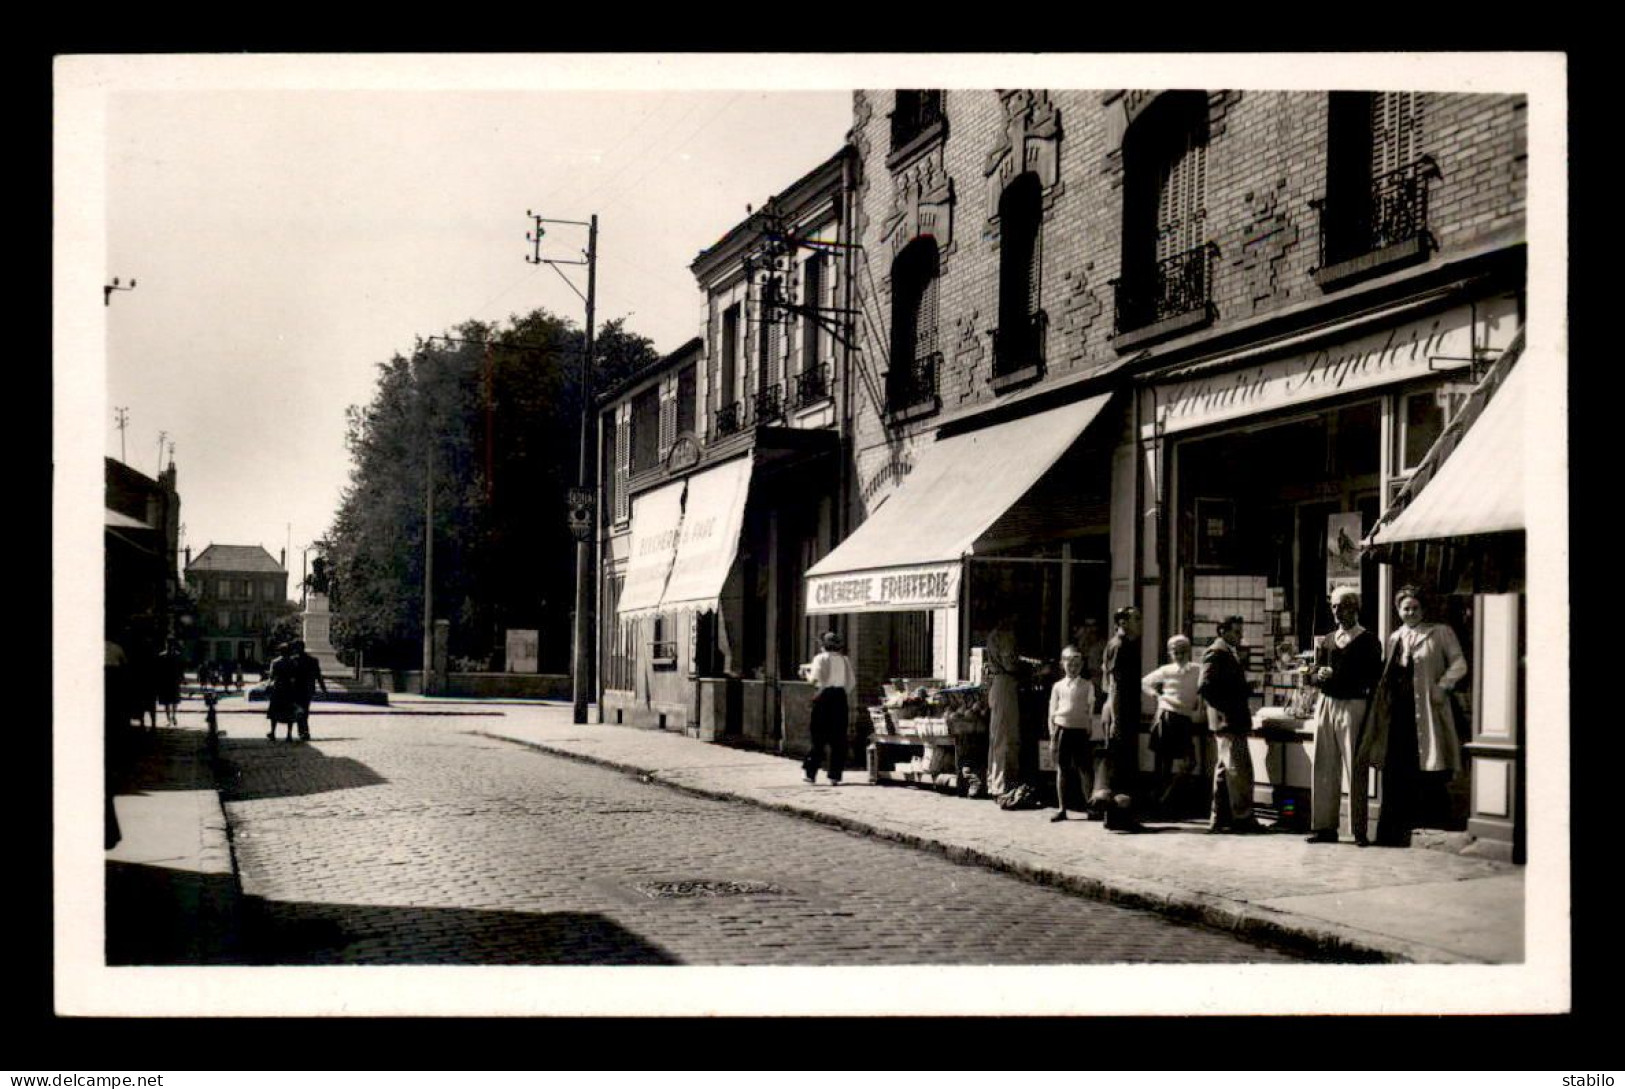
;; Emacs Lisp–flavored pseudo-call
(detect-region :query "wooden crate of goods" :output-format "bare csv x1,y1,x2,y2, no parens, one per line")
867,706,893,735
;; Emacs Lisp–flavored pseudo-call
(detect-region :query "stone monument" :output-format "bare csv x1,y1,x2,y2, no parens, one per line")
301,592,349,679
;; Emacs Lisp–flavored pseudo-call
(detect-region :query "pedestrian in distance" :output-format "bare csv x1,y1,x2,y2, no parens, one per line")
982,614,1024,800
266,642,301,741
1047,645,1099,822
129,630,159,731
1304,586,1384,845
1142,633,1206,819
1200,615,1265,834
289,638,328,741
803,631,854,785
1354,587,1468,848
1094,606,1145,831
155,639,185,728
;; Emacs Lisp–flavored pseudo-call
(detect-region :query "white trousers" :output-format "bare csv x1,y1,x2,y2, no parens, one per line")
1311,695,1369,837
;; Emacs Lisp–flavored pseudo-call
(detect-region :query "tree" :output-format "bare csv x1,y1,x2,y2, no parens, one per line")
325,309,658,670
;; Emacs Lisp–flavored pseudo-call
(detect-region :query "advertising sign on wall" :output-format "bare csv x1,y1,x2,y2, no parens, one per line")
506,629,539,673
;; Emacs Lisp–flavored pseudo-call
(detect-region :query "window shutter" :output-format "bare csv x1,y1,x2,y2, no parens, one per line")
1372,92,1420,177
658,380,676,461
614,406,631,522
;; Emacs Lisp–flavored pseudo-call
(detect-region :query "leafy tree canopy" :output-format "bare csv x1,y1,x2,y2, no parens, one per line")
325,309,657,669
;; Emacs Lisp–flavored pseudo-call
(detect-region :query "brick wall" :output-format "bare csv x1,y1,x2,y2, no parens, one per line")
847,88,1527,524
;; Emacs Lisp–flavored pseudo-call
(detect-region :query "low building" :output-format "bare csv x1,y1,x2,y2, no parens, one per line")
104,457,182,649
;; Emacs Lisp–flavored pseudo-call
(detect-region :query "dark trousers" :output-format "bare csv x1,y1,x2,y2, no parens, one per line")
803,687,849,782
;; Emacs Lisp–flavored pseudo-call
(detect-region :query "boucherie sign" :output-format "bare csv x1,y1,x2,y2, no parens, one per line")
805,562,961,615
1145,296,1518,437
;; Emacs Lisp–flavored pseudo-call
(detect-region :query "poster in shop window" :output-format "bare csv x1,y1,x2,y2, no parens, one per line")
1194,498,1235,567
1326,511,1364,596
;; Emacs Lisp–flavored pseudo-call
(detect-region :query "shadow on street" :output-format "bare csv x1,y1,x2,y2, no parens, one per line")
217,736,389,802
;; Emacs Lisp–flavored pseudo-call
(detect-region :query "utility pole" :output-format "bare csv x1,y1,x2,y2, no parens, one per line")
423,441,436,690
114,407,129,463
528,211,598,725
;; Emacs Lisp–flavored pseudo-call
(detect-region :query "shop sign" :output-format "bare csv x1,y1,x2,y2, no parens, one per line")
1144,298,1517,437
806,562,961,615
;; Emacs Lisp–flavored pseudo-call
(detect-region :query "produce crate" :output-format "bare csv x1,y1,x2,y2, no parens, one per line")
911,716,951,738
867,706,893,735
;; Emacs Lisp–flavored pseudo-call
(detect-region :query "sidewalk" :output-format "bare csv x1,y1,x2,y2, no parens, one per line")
104,720,242,964
450,697,1523,965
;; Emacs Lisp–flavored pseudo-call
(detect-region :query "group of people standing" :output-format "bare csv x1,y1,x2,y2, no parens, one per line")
797,584,1467,850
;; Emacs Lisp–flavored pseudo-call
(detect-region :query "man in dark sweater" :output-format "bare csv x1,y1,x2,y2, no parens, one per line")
1199,615,1263,833
1304,586,1385,845
1095,606,1144,831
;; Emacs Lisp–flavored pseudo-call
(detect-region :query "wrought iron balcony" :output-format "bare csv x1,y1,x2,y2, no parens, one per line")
753,381,784,423
1111,243,1218,335
789,363,831,410
991,310,1048,376
887,351,941,414
890,91,945,153
1315,156,1441,270
713,399,749,439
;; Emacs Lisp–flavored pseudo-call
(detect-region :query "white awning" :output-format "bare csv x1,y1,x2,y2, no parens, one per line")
1369,349,1525,547
805,393,1113,614
616,455,755,620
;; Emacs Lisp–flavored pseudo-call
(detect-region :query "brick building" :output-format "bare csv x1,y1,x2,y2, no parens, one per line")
183,544,292,670
803,88,1529,854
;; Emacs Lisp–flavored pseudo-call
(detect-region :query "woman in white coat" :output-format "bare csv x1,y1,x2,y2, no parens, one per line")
1355,586,1468,847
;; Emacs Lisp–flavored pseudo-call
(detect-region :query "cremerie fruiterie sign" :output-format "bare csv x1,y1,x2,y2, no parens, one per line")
806,562,961,615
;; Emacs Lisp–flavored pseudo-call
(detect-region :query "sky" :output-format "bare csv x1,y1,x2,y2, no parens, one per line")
93,66,856,572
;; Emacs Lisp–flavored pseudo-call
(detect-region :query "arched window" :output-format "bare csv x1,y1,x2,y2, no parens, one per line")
888,237,940,414
1114,91,1214,336
993,172,1044,377
1317,91,1437,284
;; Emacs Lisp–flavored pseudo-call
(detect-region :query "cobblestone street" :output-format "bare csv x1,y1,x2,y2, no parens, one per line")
216,711,1309,966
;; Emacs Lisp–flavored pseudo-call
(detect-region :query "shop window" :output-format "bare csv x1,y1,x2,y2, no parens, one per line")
630,386,660,473
650,614,677,669
887,237,941,417
992,172,1046,384
1113,91,1215,341
1315,92,1438,287
1398,384,1471,473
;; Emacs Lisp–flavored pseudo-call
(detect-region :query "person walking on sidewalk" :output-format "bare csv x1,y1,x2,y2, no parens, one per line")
1142,634,1205,818
1200,616,1264,834
1355,587,1468,848
155,639,185,728
1048,645,1098,822
1304,586,1383,845
289,638,328,741
1095,606,1145,831
803,631,854,785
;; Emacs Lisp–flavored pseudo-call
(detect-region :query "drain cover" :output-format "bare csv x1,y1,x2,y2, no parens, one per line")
633,879,789,900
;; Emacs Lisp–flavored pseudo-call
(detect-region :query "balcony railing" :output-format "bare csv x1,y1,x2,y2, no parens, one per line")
789,363,831,410
713,399,748,439
991,310,1048,376
887,351,941,414
890,91,945,153
1315,156,1441,270
1111,242,1218,335
753,381,784,424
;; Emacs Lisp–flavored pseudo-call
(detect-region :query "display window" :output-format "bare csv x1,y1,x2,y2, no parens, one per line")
1171,399,1382,676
